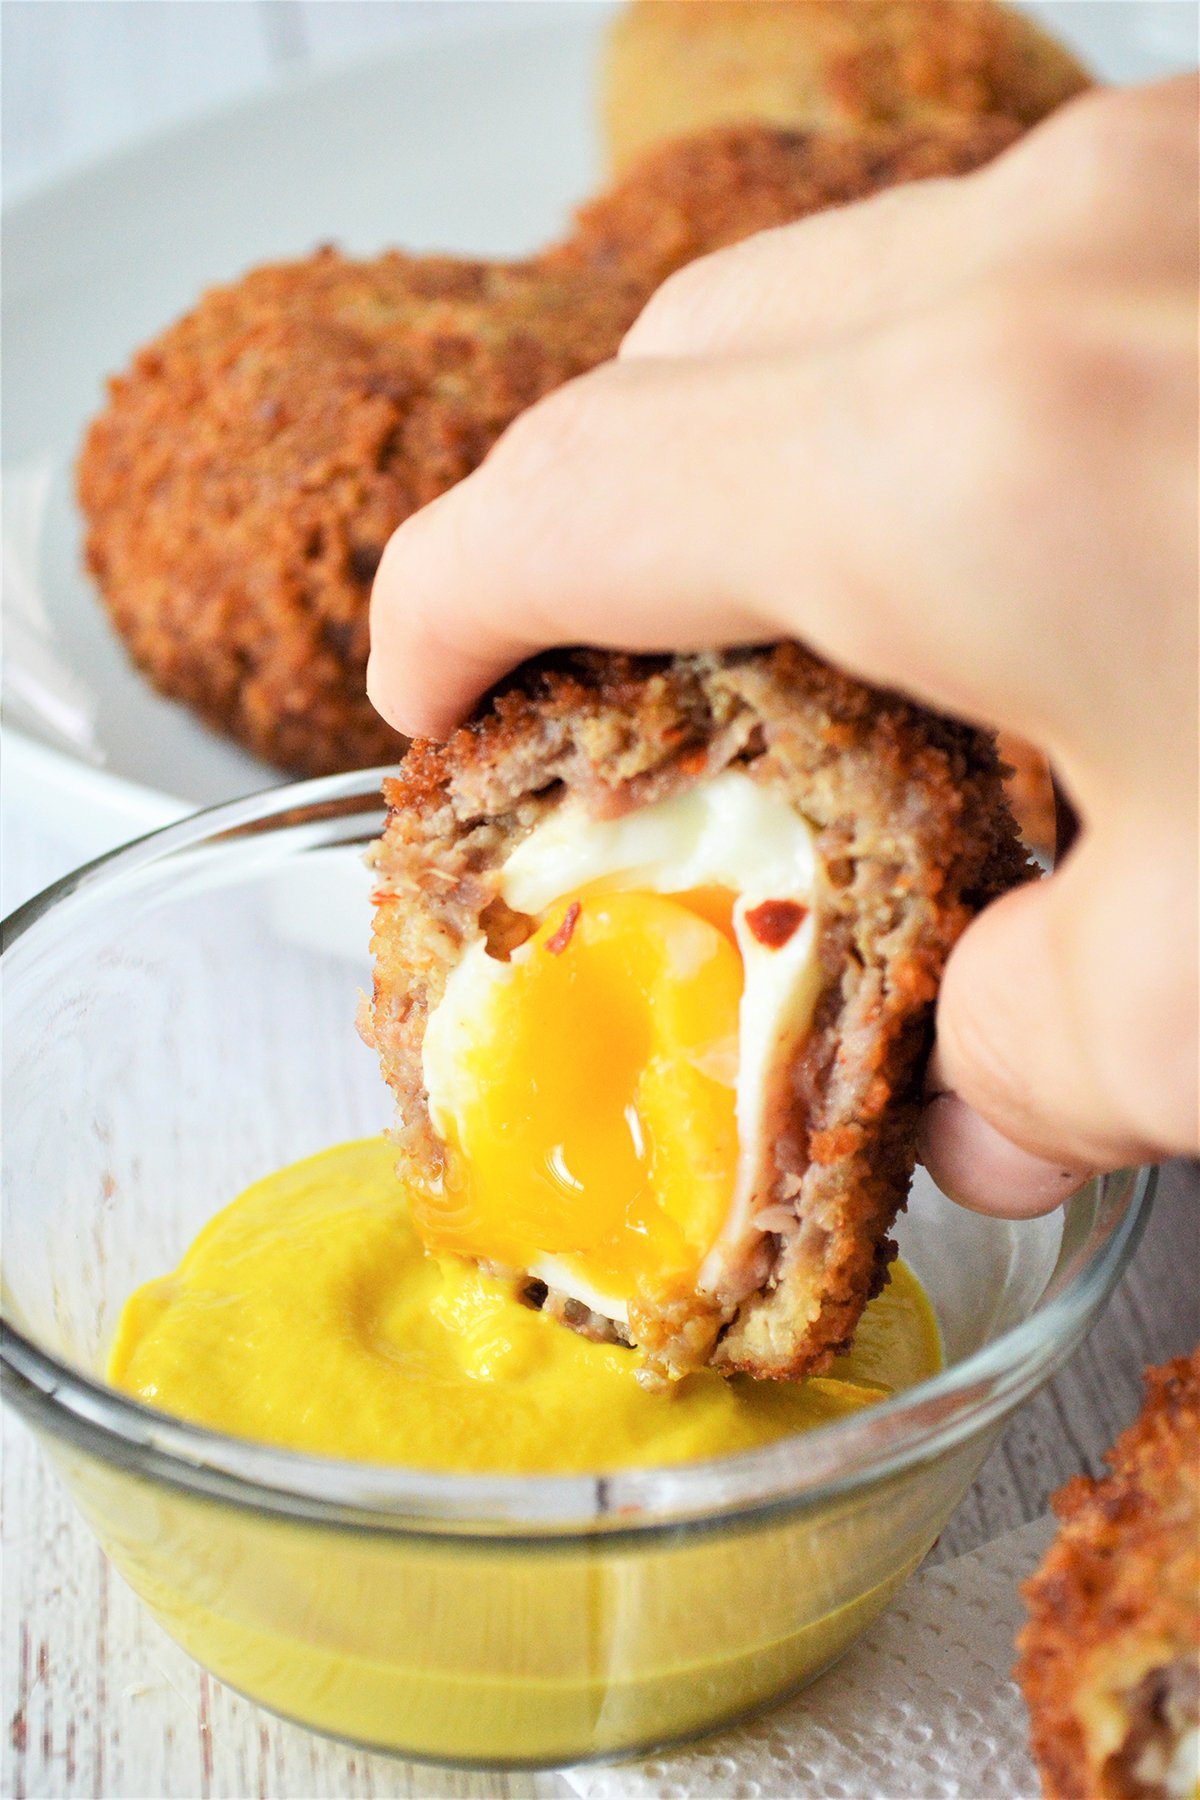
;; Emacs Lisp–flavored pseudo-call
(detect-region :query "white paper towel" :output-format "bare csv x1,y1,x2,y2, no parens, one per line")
565,1515,1058,1800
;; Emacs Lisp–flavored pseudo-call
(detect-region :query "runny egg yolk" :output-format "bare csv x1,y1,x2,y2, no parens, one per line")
414,889,744,1308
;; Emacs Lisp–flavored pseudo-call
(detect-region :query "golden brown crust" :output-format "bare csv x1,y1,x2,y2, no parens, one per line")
1017,1351,1200,1800
999,731,1056,858
570,111,1023,290
602,0,1091,174
368,645,1031,1381
77,250,646,775
77,119,1019,780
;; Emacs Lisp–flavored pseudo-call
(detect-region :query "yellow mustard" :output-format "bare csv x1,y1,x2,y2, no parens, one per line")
108,1137,941,1472
72,1138,958,1762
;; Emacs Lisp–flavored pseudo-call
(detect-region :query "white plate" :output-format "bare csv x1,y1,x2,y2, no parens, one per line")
2,0,1195,864
1,1,614,860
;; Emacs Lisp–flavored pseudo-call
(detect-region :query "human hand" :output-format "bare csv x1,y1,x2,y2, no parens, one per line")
368,77,1199,1215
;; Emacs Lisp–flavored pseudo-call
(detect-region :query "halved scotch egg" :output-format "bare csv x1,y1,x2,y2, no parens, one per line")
368,645,1030,1383
420,774,820,1356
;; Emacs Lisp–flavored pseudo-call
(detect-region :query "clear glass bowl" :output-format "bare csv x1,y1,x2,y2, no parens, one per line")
0,770,1152,1768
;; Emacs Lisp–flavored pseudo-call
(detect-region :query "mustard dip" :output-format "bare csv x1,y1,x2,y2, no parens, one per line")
109,1137,940,1471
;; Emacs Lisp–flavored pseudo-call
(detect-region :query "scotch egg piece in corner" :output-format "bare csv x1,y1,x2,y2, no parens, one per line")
368,646,1032,1384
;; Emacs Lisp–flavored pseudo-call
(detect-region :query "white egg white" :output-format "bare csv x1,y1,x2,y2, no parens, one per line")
422,771,822,1324
1163,1727,1200,1798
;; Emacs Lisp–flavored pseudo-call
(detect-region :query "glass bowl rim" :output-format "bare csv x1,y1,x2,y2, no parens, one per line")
0,767,1154,1543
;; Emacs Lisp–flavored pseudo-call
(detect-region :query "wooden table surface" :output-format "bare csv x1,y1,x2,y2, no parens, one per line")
3,6,1197,1795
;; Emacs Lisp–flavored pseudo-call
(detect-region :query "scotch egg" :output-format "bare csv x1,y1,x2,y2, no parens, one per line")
369,646,1030,1382
420,772,821,1342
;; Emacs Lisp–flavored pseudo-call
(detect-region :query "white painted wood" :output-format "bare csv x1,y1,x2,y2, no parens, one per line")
1,1413,571,1800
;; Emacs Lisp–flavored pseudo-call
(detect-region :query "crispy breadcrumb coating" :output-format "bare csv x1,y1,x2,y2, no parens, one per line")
367,645,1030,1382
77,251,646,775
602,0,1091,173
1001,737,1056,859
564,112,1021,287
1017,1351,1200,1800
77,118,1019,782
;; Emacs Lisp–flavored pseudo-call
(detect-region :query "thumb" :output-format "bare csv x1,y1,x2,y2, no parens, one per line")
919,825,1194,1216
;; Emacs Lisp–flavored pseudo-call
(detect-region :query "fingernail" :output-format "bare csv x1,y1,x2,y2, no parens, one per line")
365,653,412,737
364,649,388,715
918,1092,1094,1218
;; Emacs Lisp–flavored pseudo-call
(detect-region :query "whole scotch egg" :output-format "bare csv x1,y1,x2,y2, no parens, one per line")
368,646,1030,1383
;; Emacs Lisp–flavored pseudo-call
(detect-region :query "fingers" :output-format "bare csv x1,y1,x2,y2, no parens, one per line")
918,1093,1092,1219
368,353,828,738
620,175,980,363
366,298,1062,743
368,74,1197,746
622,77,1200,370
923,824,1197,1217
367,488,546,742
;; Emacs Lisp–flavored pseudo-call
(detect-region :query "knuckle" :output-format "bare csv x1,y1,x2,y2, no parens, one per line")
929,284,1138,506
1031,81,1183,215
455,361,640,587
621,230,790,358
928,291,1076,490
485,366,613,489
910,275,1181,606
620,263,708,357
